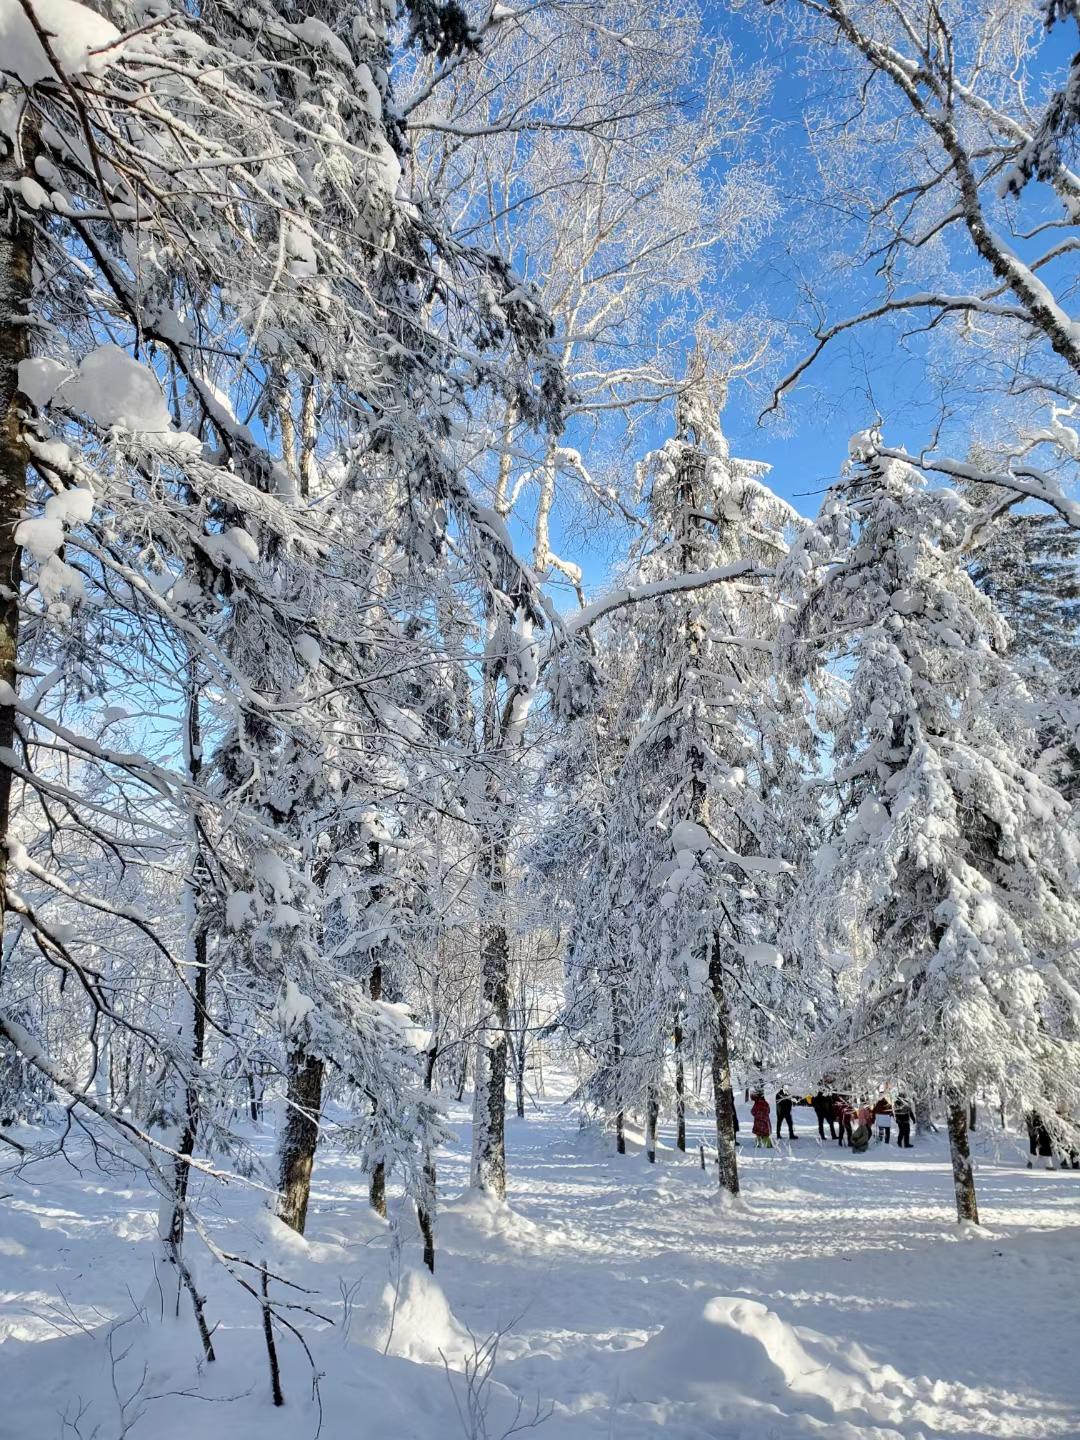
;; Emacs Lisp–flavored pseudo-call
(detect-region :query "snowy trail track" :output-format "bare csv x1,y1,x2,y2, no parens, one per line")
1,1095,1078,1440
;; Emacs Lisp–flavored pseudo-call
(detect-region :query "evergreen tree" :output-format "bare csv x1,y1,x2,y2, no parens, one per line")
561,370,810,1195
785,429,1080,1222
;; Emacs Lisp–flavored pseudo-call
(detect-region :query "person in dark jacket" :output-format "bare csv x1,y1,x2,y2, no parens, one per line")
834,1094,854,1147
813,1089,837,1141
893,1094,914,1148
1026,1110,1054,1169
874,1097,893,1143
775,1086,796,1139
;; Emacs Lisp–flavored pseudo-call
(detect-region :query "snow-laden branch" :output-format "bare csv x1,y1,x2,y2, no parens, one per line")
877,447,1080,529
560,561,771,639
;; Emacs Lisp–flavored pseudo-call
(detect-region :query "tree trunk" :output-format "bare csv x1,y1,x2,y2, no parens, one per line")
611,979,625,1154
645,1088,659,1163
167,925,208,1248
915,1093,936,1134
947,1098,979,1224
471,843,510,1198
0,127,32,952
418,1042,438,1272
514,1050,526,1119
674,1019,686,1152
166,677,209,1253
276,1052,323,1234
968,1098,977,1131
709,936,740,1198
368,959,387,1218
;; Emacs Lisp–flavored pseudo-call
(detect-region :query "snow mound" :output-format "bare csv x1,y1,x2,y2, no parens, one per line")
375,1267,473,1367
621,1296,908,1421
439,1188,548,1249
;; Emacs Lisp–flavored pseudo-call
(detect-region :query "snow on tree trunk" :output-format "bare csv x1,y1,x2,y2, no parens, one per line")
471,842,510,1198
0,126,31,946
276,1052,324,1235
710,936,740,1198
947,1098,979,1225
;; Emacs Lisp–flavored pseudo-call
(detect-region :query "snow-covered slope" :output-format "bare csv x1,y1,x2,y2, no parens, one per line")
1,1096,1077,1439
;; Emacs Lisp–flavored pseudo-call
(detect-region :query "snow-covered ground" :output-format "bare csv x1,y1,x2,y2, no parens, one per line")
2,1090,1078,1440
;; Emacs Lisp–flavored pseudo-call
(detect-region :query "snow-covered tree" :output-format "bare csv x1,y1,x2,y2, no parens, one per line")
560,368,811,1195
784,428,1080,1222
0,0,565,1346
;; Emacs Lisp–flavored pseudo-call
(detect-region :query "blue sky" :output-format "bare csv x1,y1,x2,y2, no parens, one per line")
541,4,928,596
540,5,1076,601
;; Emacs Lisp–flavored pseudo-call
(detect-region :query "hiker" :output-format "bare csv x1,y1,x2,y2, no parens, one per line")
874,1097,893,1143
1025,1110,1054,1170
775,1086,796,1139
894,1094,914,1148
850,1116,871,1153
813,1089,837,1141
834,1094,853,1147
751,1090,774,1149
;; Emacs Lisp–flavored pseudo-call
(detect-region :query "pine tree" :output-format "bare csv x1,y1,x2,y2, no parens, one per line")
785,429,1080,1222
561,369,810,1195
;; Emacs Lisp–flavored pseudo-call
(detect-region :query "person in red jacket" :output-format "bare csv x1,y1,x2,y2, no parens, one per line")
751,1090,774,1148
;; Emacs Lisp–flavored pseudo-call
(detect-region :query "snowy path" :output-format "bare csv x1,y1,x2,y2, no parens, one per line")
1,1096,1078,1439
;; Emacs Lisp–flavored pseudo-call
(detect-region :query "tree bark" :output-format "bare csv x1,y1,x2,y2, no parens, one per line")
709,935,740,1198
167,676,209,1255
0,125,32,950
368,958,387,1218
915,1093,937,1134
611,979,625,1154
947,1097,979,1225
645,1088,659,1163
471,841,510,1198
276,1051,323,1234
674,1019,686,1152
418,1042,437,1272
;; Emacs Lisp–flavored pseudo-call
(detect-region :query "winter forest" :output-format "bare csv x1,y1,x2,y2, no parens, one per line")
1,0,1080,1435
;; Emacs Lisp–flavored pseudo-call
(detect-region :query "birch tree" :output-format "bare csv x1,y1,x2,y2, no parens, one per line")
764,0,1080,524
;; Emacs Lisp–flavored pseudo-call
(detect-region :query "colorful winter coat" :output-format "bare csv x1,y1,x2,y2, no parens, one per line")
751,1095,772,1138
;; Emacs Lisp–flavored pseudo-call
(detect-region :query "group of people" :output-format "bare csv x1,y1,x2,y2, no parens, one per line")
748,1086,915,1152
749,1092,1079,1169
1025,1111,1080,1170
